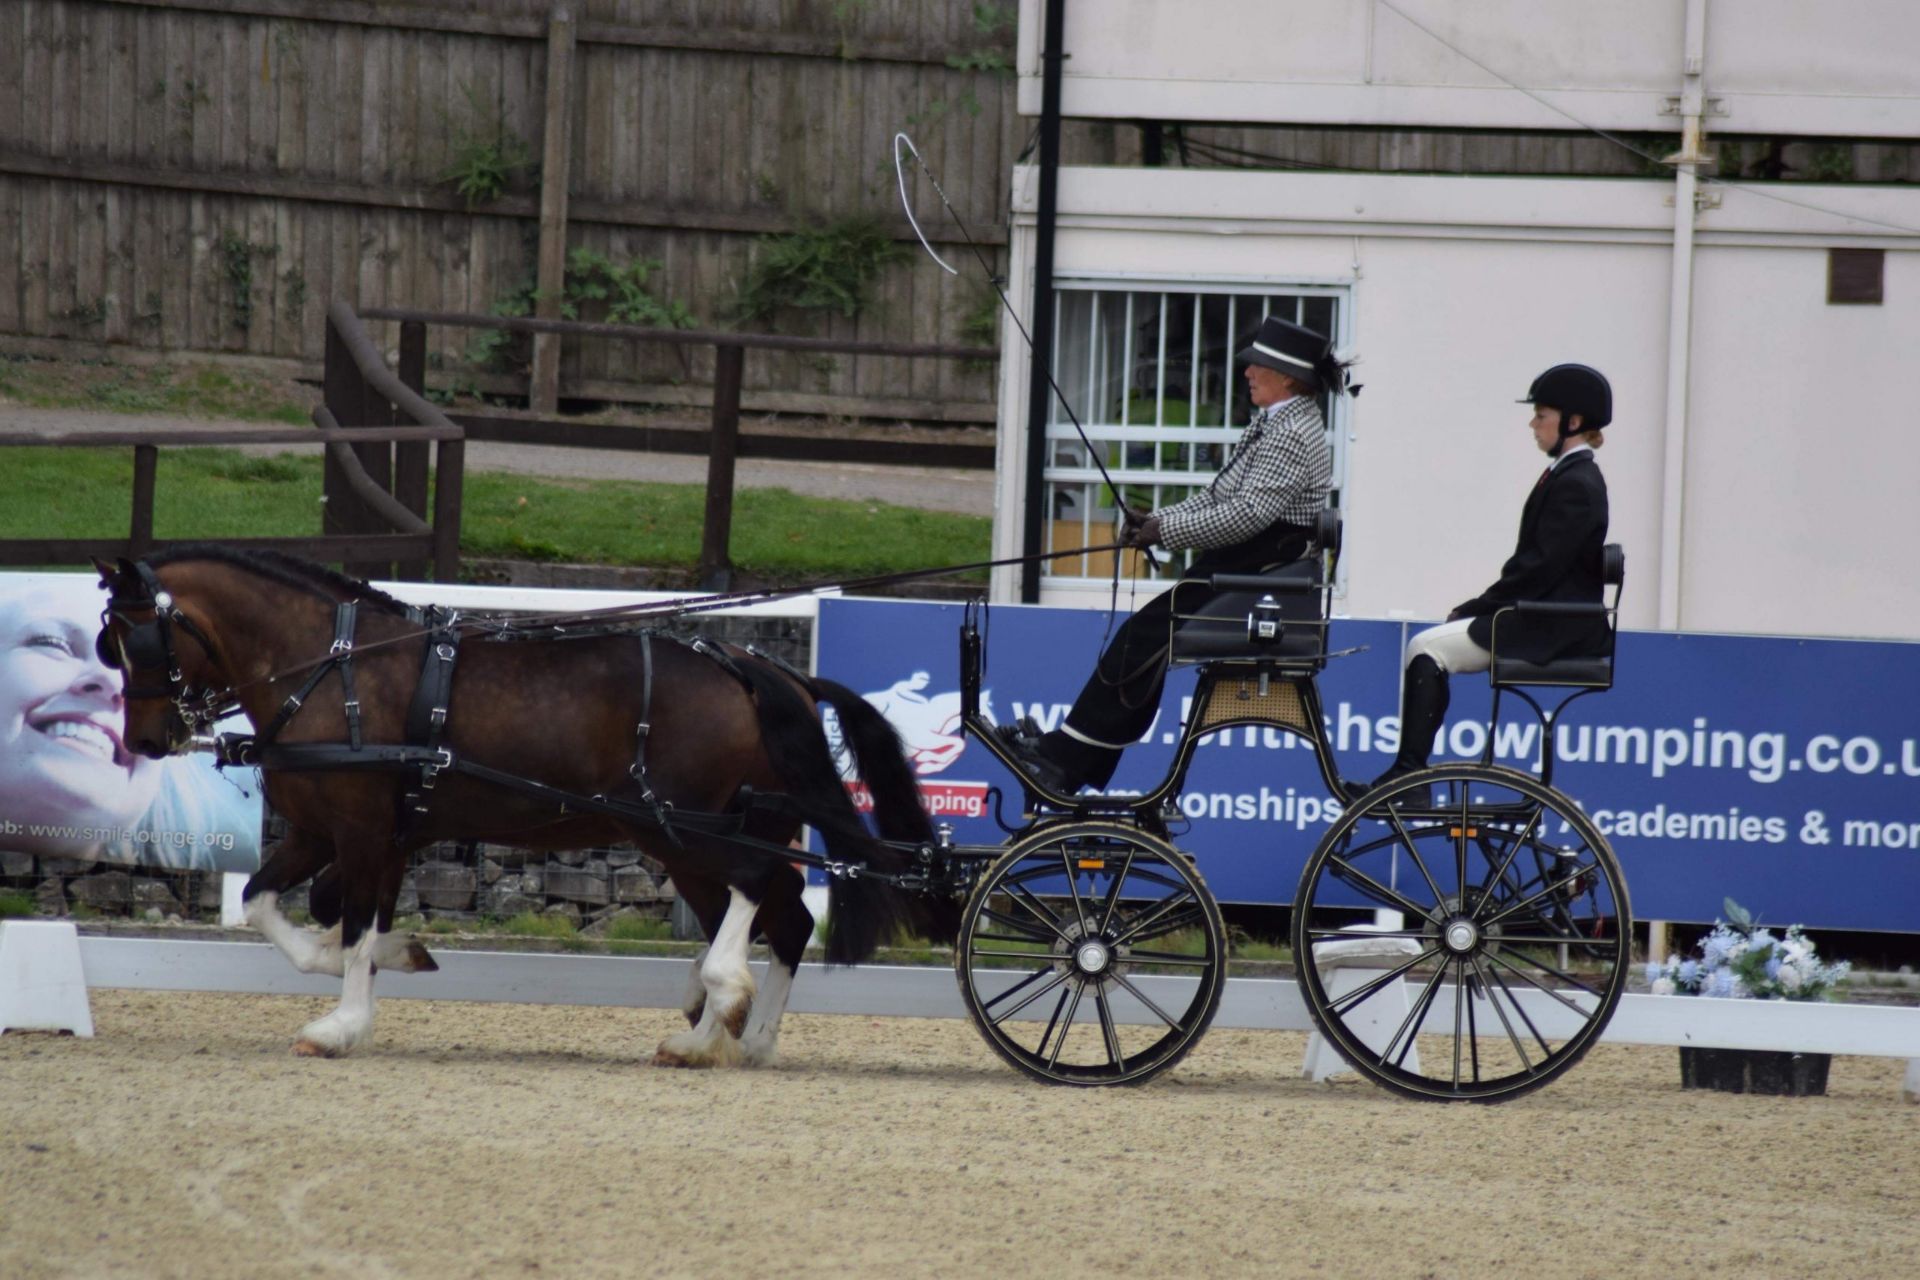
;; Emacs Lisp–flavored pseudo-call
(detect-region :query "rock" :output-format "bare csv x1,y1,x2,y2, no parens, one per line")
68,871,133,909
542,901,582,928
37,857,99,877
552,848,589,867
606,849,644,869
131,879,184,917
0,850,35,876
613,867,663,904
34,877,65,913
544,867,610,906
393,878,419,914
584,858,610,878
482,886,543,919
414,861,477,911
481,858,505,885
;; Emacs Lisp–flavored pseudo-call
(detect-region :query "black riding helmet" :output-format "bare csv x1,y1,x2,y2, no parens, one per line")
1518,364,1612,441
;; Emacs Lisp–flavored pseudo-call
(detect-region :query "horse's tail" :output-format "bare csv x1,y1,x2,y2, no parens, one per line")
807,677,932,845
732,660,912,966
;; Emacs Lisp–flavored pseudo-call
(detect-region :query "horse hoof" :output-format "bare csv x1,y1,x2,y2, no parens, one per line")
292,1038,339,1058
404,941,439,973
652,1046,701,1069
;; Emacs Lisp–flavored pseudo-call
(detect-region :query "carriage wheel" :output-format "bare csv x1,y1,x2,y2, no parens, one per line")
955,821,1228,1086
1293,764,1631,1102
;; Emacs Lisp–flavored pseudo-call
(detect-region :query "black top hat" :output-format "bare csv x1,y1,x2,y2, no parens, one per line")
1236,316,1333,390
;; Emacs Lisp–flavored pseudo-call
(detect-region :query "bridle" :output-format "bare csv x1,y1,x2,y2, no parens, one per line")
96,560,234,733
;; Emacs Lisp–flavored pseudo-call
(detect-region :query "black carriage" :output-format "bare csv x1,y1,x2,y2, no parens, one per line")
935,515,1633,1101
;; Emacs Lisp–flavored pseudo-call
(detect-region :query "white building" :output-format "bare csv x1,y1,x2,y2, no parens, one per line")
989,0,1920,642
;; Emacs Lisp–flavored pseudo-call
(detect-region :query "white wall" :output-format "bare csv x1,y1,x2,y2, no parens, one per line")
996,166,1920,641
1018,0,1920,137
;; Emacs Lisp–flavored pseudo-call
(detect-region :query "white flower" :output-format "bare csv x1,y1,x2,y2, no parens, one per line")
1779,965,1805,994
1650,977,1676,996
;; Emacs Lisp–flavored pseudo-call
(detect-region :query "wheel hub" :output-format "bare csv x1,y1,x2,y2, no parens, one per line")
1074,939,1112,975
1442,917,1480,955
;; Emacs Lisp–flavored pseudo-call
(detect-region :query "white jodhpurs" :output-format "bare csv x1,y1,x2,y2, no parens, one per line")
1404,619,1491,676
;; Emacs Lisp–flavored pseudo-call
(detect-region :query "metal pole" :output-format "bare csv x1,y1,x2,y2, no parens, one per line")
1018,0,1067,603
699,343,745,591
1658,0,1710,629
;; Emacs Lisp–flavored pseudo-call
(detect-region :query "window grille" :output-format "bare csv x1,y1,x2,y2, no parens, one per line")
1041,282,1349,587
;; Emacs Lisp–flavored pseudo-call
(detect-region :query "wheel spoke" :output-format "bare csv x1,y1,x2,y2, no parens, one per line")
1322,947,1440,1018
1107,888,1197,947
1451,956,1467,1089
1481,945,1605,1017
1475,805,1545,900
1112,973,1185,1030
1096,847,1138,934
1322,857,1432,923
1468,954,1539,1072
1384,960,1451,1068
1007,884,1074,943
1043,983,1086,1071
1479,865,1594,932
1123,949,1214,967
984,965,1072,1023
1094,990,1124,1072
1060,847,1091,932
1383,806,1450,906
978,907,1057,944
1478,955,1556,1060
1114,901,1207,947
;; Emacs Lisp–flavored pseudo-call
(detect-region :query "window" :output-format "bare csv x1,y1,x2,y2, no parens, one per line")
1041,282,1349,586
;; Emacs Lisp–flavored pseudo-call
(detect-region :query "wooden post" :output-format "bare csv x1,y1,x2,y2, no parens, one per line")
431,438,465,584
529,7,576,415
129,445,157,556
394,319,431,579
698,343,744,591
1647,919,1670,965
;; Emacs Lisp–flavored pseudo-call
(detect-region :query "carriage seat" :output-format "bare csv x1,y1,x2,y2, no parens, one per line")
1167,559,1328,665
1487,544,1625,691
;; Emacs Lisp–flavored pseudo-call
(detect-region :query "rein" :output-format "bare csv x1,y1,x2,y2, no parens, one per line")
133,540,1136,713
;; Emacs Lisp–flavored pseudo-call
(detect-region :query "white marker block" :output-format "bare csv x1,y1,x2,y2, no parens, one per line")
0,920,95,1037
1302,934,1423,1081
220,872,248,927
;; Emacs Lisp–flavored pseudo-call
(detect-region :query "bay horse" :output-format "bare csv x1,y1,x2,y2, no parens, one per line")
93,546,954,1064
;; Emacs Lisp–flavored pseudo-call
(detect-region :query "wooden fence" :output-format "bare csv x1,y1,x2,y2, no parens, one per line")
0,0,1024,422
0,298,465,579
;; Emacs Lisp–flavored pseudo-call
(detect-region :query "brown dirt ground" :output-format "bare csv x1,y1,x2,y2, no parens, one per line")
2,989,1916,1280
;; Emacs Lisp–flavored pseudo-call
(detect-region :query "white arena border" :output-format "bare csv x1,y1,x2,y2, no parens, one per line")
74,937,1920,1099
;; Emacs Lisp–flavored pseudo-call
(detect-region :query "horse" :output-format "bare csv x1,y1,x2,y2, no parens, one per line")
92,546,956,1064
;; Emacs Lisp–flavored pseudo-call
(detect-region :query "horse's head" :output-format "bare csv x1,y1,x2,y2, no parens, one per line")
91,557,221,758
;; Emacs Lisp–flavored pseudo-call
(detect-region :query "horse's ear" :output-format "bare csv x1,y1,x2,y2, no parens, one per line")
90,556,118,587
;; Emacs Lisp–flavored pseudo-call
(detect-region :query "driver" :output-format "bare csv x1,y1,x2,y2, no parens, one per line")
998,316,1353,795
1352,363,1613,796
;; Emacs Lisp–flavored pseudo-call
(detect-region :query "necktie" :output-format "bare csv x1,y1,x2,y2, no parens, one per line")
1533,465,1553,493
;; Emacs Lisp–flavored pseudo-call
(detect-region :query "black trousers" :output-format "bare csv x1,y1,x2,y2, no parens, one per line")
1040,532,1310,790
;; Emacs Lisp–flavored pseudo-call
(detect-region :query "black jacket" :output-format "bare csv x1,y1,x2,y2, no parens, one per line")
1454,450,1610,664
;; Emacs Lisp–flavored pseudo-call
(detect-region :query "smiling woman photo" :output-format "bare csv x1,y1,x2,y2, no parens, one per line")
0,577,259,871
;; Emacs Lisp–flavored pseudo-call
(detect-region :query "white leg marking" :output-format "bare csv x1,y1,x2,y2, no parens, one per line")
655,888,757,1068
246,891,345,977
738,958,795,1067
293,927,379,1058
681,944,710,1025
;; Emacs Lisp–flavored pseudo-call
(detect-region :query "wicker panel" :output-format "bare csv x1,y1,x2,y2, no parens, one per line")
1192,677,1312,734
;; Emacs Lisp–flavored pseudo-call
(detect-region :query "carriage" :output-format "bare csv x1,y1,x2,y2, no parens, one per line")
93,520,1628,1101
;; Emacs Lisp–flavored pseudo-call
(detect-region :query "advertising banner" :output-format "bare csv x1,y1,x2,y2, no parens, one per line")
0,573,262,873
817,596,1920,932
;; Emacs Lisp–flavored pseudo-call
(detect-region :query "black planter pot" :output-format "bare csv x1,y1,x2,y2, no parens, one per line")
1678,1046,1831,1096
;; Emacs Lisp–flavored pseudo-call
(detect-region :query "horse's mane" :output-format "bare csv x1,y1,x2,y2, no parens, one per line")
146,543,412,616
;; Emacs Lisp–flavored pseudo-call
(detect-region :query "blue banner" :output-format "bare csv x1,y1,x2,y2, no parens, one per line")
817,597,1920,932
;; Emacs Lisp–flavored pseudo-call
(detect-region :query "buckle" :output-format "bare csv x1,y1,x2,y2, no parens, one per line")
329,638,353,655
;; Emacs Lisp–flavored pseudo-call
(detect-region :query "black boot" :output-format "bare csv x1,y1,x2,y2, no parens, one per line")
1351,655,1450,797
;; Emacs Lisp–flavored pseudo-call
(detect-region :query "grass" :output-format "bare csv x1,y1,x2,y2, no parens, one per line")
0,354,312,424
0,890,37,918
496,911,579,940
604,914,674,942
0,446,991,580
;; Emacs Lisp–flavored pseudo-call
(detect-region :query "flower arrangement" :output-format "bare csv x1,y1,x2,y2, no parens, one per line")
1645,898,1849,1001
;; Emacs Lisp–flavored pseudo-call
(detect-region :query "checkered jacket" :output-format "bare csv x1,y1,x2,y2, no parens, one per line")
1155,396,1332,551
